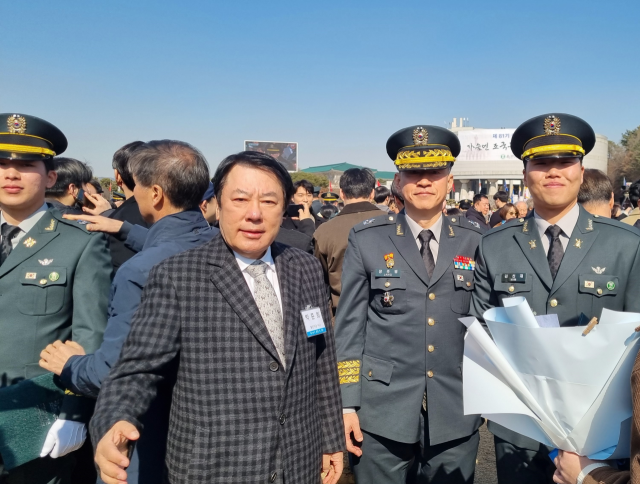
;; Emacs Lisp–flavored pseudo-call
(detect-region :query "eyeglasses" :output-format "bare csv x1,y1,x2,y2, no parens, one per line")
507,211,516,215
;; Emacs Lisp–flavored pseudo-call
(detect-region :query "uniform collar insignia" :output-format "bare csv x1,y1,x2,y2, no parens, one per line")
23,237,36,248
448,225,455,237
586,219,593,231
574,238,583,249
44,219,56,231
592,266,606,274
522,221,529,233
529,240,537,249
396,223,404,236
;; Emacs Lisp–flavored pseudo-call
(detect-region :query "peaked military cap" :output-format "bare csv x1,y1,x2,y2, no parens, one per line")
511,113,595,162
0,113,67,161
386,125,460,171
321,191,339,202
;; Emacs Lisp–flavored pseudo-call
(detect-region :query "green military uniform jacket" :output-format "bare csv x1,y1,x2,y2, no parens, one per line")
471,205,640,449
335,212,483,445
0,205,112,421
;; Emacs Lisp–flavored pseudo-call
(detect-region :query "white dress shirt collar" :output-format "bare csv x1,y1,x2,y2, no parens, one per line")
533,202,580,239
0,203,49,246
404,212,443,245
234,246,275,271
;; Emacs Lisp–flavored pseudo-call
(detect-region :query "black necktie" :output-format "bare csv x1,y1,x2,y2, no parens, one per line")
546,225,564,279
0,224,21,265
419,230,436,278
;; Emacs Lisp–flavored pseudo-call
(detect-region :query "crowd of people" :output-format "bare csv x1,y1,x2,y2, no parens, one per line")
1,111,640,484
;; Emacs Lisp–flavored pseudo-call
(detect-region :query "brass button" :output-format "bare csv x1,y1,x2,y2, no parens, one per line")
597,288,603,295
466,282,471,287
519,218,524,222
550,299,558,308
427,371,434,378
39,279,48,285
384,281,391,288
428,293,435,300
428,318,435,326
451,217,457,222
428,345,435,353
508,285,515,293
388,216,394,221
368,370,372,377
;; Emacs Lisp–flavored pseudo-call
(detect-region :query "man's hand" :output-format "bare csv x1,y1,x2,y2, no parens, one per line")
321,451,343,484
553,450,599,484
298,202,314,221
83,192,113,215
63,214,124,234
343,412,363,457
95,421,140,484
39,340,86,376
40,419,86,458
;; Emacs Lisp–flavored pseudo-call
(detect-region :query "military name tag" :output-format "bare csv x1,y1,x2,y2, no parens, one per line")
375,269,401,278
501,273,527,283
301,307,327,337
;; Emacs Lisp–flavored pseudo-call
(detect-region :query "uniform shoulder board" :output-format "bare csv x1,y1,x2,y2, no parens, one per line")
591,215,640,236
52,211,93,233
454,217,485,234
483,217,525,237
353,213,396,232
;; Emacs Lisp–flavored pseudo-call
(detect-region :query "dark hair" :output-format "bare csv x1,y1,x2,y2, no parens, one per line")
340,168,376,199
493,190,509,203
499,203,516,221
473,193,488,205
446,207,462,216
128,140,210,210
373,185,391,203
89,179,104,194
391,181,404,203
213,151,294,211
112,141,145,191
628,180,640,209
320,203,339,220
293,179,313,197
46,157,93,197
459,199,472,210
578,169,614,205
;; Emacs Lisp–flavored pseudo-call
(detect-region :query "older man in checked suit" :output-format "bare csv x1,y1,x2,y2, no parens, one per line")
91,151,344,484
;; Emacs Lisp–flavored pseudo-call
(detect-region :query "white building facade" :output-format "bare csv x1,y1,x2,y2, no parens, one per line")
448,121,608,201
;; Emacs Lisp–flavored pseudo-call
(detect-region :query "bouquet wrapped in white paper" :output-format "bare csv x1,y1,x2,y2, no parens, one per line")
461,296,640,459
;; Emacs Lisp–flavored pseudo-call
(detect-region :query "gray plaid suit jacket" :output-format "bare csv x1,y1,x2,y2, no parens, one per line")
90,234,344,484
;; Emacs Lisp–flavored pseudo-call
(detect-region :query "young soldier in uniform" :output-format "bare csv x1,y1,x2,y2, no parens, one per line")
0,114,111,483
471,113,640,484
336,125,483,484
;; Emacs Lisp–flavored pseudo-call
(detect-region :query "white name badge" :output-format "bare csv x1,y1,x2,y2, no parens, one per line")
301,306,327,337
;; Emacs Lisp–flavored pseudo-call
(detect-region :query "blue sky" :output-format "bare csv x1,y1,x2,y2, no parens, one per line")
1,0,638,177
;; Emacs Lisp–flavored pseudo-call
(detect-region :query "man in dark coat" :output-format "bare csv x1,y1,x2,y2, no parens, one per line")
464,193,490,230
40,140,218,484
91,151,344,484
104,141,150,271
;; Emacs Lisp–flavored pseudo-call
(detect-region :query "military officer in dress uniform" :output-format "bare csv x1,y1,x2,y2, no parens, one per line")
335,125,484,484
471,113,640,484
0,114,112,484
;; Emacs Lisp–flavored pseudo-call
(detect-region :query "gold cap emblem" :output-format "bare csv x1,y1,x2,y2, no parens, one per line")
413,127,429,146
7,114,27,134
543,115,561,135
